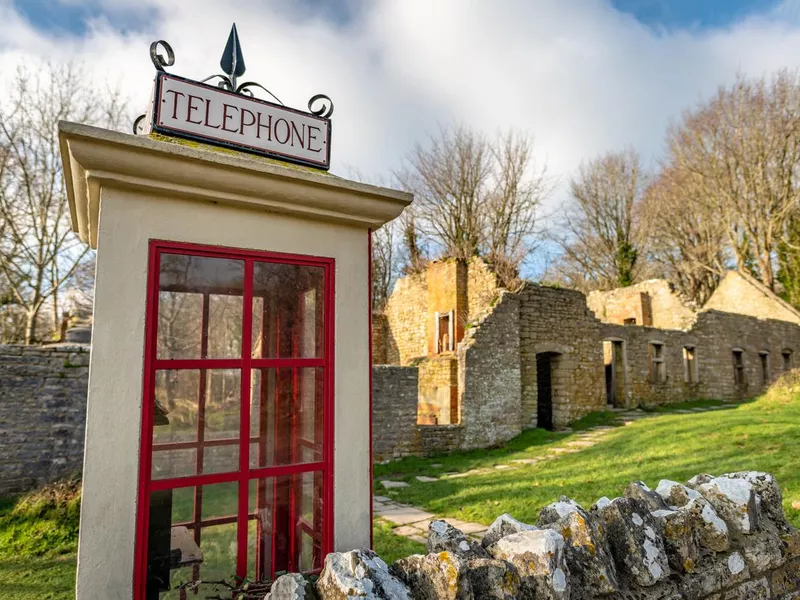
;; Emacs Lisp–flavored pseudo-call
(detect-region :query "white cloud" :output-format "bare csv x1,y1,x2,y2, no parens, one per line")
3,0,800,218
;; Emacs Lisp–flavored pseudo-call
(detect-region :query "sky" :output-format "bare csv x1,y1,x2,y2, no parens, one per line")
3,0,800,273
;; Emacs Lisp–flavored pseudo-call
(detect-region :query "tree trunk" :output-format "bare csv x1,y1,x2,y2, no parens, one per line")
24,307,40,345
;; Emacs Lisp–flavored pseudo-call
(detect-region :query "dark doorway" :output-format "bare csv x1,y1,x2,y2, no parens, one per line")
603,340,625,407
536,352,557,430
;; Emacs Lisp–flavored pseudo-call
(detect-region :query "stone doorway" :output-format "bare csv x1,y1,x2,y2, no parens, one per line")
603,339,627,408
536,352,560,430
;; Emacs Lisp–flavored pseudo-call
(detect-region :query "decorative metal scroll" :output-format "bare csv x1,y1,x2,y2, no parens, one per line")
133,23,333,134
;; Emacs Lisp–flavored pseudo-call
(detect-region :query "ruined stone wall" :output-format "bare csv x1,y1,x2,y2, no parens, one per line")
426,259,467,355
705,271,800,325
600,309,800,406
0,344,90,494
518,284,606,428
690,310,800,401
601,323,699,406
372,365,420,461
588,279,697,330
417,356,458,425
277,471,800,600
383,271,428,365
458,293,522,449
466,257,501,324
371,312,388,365
418,424,463,455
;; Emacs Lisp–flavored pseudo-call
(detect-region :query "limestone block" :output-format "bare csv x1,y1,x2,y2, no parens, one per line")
697,477,759,536
488,529,570,600
687,473,715,488
537,497,583,525
542,504,619,597
391,552,520,600
625,481,670,511
655,479,702,508
650,508,700,573
481,513,537,548
316,550,412,600
718,577,770,600
427,520,490,560
740,528,785,574
683,497,730,553
677,552,750,599
266,573,318,599
599,497,670,587
725,471,789,531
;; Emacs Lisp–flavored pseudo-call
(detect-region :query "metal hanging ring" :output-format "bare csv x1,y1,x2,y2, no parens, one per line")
308,94,334,119
132,114,146,134
150,40,175,72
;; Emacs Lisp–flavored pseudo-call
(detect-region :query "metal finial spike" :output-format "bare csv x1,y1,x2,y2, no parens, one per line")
220,23,246,84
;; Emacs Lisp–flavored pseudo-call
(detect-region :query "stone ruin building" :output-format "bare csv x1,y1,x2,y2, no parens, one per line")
371,258,800,460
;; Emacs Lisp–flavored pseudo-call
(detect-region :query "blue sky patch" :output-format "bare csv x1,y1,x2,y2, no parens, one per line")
13,0,158,36
611,0,781,29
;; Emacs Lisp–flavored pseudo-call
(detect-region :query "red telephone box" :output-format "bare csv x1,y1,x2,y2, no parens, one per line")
136,240,334,597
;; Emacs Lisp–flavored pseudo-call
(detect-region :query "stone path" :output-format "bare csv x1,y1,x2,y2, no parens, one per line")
377,403,735,545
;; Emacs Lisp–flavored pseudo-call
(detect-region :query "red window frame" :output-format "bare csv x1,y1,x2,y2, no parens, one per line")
133,239,335,597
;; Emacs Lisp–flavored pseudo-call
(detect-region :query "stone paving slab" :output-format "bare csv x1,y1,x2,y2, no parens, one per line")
379,506,435,526
416,475,438,482
566,439,597,447
381,480,409,489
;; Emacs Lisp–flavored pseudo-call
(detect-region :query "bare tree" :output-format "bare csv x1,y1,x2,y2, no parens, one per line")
642,167,728,305
398,125,489,261
397,125,548,287
552,148,647,291
666,69,800,292
483,131,550,288
371,221,398,311
0,63,127,343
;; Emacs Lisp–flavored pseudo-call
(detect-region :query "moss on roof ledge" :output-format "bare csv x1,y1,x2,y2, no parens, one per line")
147,132,339,179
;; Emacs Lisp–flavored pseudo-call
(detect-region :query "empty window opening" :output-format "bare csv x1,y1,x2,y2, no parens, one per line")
783,349,793,372
759,351,770,386
683,346,697,384
435,310,454,354
649,342,666,383
623,318,636,326
733,349,745,386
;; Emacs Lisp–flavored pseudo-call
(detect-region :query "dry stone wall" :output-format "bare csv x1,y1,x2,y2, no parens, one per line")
266,471,800,600
372,366,420,461
0,344,89,494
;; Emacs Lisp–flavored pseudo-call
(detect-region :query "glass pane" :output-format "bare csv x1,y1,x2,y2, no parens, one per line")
158,253,244,359
152,370,241,479
249,368,323,468
247,473,323,581
146,483,238,599
251,262,324,358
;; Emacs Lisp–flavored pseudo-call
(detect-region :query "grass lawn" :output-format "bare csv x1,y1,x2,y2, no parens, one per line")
2,388,799,596
374,395,800,528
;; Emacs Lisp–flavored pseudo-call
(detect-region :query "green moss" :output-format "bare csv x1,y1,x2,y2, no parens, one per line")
147,133,337,177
